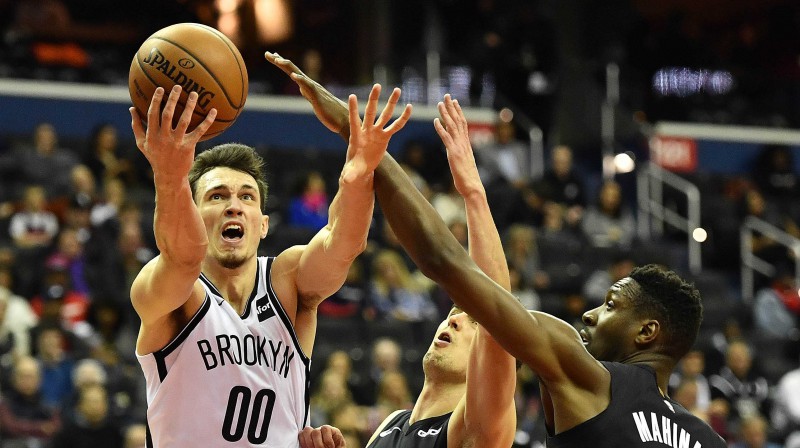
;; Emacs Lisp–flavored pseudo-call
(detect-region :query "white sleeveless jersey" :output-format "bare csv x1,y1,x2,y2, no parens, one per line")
137,257,311,448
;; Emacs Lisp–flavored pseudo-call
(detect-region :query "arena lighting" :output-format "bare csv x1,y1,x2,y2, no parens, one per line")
613,152,635,173
254,0,292,43
692,228,708,243
652,67,734,97
498,108,513,123
215,0,242,41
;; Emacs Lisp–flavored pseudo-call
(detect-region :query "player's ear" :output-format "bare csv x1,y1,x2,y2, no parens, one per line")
635,319,659,346
261,215,269,239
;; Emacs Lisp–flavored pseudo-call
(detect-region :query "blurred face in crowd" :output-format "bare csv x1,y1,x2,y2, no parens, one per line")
79,385,109,426
23,186,47,211
680,349,705,377
34,123,57,154
95,125,118,153
726,341,752,379
373,339,401,372
38,328,65,363
14,357,41,397
599,181,622,214
327,351,352,378
552,145,573,178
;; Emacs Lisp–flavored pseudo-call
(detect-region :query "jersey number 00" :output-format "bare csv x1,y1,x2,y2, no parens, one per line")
222,385,276,444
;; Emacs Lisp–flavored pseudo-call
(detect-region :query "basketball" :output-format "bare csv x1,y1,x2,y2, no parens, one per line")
128,23,248,141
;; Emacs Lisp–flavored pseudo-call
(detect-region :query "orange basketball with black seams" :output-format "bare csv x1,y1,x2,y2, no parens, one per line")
129,23,248,141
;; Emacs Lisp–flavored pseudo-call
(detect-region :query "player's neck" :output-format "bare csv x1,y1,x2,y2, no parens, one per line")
202,257,259,314
410,379,465,423
624,353,675,398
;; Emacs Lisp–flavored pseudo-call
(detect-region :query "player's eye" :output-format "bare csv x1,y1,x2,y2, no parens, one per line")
211,193,222,200
606,300,615,310
242,194,254,201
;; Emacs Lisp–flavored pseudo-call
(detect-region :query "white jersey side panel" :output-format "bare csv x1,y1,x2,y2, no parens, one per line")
137,257,311,448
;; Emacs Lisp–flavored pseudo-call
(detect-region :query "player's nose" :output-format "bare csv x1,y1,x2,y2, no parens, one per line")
225,197,244,215
448,312,468,330
582,308,598,326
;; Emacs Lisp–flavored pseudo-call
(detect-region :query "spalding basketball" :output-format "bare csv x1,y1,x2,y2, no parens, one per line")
129,23,248,141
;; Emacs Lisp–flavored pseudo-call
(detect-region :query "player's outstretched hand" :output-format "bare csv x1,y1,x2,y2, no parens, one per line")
342,84,412,184
129,85,217,180
298,425,346,448
433,94,483,197
265,51,349,138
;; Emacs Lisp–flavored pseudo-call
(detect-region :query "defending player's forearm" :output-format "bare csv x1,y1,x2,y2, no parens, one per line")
375,155,534,362
375,155,462,280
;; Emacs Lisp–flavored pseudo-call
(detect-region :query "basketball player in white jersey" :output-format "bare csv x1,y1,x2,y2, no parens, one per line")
128,82,411,447
268,52,517,448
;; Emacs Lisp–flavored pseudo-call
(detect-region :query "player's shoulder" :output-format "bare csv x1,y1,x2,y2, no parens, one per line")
366,409,410,447
272,246,305,270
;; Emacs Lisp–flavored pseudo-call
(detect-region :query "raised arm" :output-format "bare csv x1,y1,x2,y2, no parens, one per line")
266,52,350,141
269,52,602,389
128,86,217,347
374,144,605,385
292,85,411,299
434,95,515,448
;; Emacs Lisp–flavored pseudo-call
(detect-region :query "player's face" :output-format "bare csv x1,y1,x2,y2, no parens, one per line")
580,277,643,362
423,308,478,380
196,167,268,269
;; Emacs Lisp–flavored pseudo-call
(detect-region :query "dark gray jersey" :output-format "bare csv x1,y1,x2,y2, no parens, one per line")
547,362,726,448
368,410,450,448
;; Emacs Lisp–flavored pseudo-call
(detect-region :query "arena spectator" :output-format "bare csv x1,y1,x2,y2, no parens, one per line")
0,356,61,446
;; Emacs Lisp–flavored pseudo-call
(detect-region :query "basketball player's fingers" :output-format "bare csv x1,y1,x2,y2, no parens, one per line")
298,427,313,448
434,117,455,150
384,104,413,134
443,95,464,133
363,84,381,126
347,94,362,136
175,91,199,134
437,101,458,134
453,99,466,121
161,85,182,129
439,101,460,136
310,428,325,447
265,51,303,76
322,425,339,447
332,429,345,448
188,108,217,141
146,87,165,129
437,99,452,124
376,87,401,128
129,108,146,151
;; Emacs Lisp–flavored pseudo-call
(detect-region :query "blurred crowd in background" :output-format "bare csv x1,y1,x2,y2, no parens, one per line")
0,0,798,447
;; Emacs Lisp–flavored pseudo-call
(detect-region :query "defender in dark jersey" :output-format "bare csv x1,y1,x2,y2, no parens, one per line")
269,56,727,448
372,156,728,447
371,160,726,447
129,82,410,447
268,53,517,448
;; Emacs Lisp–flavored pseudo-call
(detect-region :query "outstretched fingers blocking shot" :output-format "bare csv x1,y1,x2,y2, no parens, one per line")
434,94,484,198
342,84,412,184
265,51,349,138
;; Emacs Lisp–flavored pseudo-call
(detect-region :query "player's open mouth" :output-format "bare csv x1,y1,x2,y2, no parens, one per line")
222,223,244,242
580,329,589,346
435,332,451,347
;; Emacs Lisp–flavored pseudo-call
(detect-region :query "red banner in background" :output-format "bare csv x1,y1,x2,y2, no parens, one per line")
649,136,698,172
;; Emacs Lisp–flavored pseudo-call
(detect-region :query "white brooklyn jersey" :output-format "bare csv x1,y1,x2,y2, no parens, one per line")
137,257,311,447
